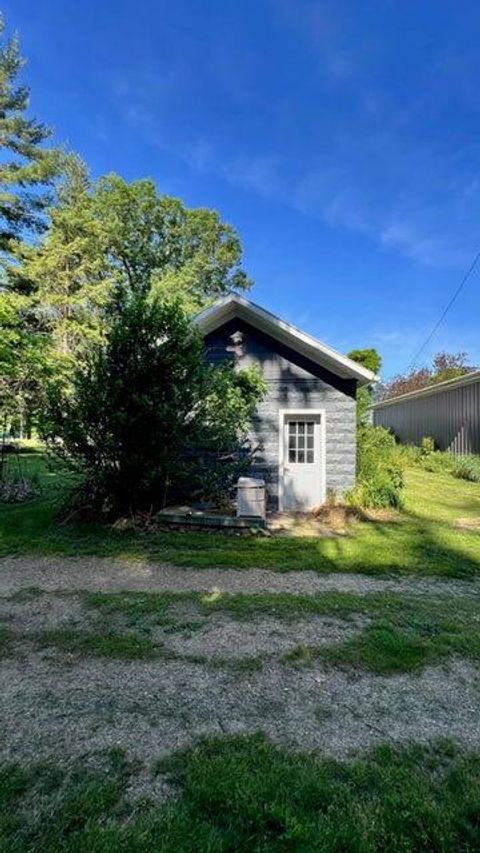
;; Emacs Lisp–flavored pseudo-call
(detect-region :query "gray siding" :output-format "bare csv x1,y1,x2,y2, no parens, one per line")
204,319,357,509
373,378,480,453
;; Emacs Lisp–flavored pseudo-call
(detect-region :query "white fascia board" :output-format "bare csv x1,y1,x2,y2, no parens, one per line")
194,294,377,386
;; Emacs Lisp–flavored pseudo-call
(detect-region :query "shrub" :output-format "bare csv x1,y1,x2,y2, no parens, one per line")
42,297,265,515
451,455,480,483
420,435,436,455
348,425,404,509
394,438,454,475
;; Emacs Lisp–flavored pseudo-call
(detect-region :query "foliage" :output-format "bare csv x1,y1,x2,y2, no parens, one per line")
0,290,53,419
90,174,251,310
431,351,474,384
394,440,480,485
1,736,480,851
26,172,251,348
5,167,252,427
347,347,381,425
349,425,404,508
347,348,381,375
16,156,109,364
383,351,474,400
0,15,62,262
41,297,264,514
0,14,64,424
451,455,480,484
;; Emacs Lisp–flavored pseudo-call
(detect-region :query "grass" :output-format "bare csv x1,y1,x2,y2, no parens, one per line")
1,452,480,576
6,582,480,675
39,627,157,659
79,587,480,674
1,735,480,851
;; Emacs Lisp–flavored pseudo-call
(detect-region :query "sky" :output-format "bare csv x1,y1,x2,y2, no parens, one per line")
5,0,480,379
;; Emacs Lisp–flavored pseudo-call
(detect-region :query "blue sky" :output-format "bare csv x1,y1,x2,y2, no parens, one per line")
5,0,480,378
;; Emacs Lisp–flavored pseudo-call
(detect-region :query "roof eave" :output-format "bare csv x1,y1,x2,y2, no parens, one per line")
194,294,377,387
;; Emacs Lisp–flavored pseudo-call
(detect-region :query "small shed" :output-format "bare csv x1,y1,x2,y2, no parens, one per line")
372,370,480,454
194,294,376,511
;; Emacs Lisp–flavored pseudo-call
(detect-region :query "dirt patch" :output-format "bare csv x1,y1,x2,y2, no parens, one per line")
455,517,480,532
0,593,87,636
161,610,366,660
268,507,401,537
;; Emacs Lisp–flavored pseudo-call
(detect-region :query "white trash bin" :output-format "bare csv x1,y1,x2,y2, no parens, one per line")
237,477,266,519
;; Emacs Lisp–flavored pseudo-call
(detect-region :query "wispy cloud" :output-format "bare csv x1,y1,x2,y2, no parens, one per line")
108,1,480,271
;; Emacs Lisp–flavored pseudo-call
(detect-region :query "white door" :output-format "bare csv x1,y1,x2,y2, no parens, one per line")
281,414,323,510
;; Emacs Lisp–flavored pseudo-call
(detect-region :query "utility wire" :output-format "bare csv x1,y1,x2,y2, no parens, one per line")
407,247,480,371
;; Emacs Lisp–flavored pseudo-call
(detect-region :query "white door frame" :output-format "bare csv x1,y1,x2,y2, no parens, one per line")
278,408,326,511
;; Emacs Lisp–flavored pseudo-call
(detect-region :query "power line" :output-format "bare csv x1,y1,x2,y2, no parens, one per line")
407,247,480,371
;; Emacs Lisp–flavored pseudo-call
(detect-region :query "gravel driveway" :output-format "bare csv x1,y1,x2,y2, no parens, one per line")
1,555,479,597
1,554,480,796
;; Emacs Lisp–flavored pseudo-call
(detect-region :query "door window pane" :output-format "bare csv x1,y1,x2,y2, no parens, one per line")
286,419,317,464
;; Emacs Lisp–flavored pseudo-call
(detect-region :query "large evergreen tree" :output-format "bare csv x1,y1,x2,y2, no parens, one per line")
0,14,63,426
18,155,110,365
0,15,61,267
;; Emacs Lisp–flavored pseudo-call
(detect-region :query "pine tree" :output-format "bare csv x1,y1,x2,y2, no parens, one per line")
0,14,63,425
0,15,62,266
20,155,110,362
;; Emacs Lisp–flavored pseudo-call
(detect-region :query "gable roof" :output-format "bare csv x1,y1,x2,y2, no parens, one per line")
194,293,377,386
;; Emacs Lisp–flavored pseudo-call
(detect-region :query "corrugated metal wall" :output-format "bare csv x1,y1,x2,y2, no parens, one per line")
373,379,480,453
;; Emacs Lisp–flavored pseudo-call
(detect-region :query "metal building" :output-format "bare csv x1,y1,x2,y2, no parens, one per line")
372,370,480,454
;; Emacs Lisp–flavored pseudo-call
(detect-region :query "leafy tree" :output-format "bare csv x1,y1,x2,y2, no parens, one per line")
21,172,251,382
42,296,265,514
430,351,472,385
383,351,474,400
90,175,251,310
347,348,381,425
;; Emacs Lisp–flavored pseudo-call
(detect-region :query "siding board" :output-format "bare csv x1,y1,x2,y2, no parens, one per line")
373,374,480,454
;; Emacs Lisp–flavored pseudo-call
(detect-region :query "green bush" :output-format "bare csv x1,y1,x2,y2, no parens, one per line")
42,297,265,515
394,438,454,475
420,450,454,474
452,455,480,483
349,426,404,509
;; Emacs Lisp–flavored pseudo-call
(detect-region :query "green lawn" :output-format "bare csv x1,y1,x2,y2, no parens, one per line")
2,736,479,851
1,452,480,577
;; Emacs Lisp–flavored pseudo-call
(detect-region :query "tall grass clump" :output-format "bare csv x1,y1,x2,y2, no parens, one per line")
452,455,480,483
348,426,404,509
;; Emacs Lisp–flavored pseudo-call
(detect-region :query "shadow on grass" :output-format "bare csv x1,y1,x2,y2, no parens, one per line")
1,454,479,578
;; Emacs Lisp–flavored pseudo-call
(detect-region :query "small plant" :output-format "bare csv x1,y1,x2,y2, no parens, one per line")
420,436,436,455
